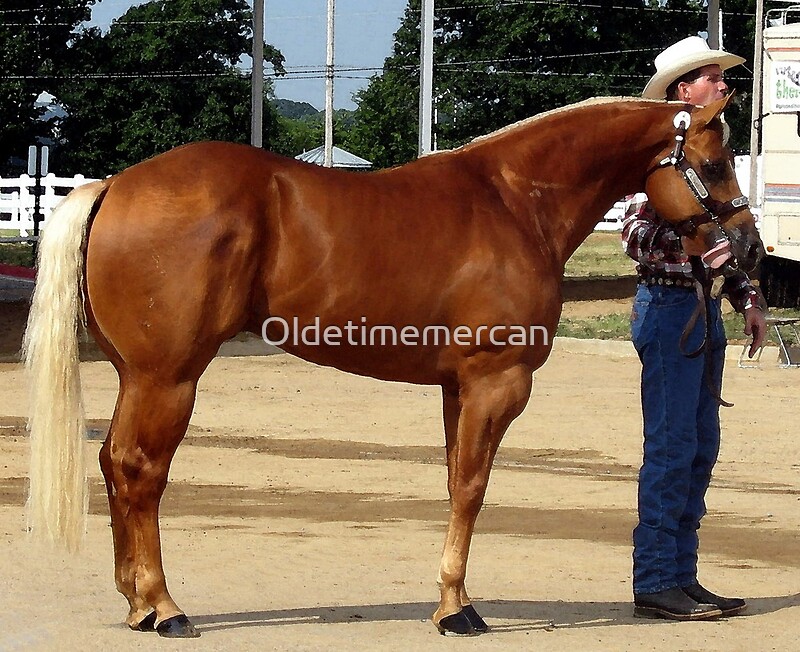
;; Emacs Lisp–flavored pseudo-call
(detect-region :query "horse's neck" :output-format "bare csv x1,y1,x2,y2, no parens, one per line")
480,102,675,270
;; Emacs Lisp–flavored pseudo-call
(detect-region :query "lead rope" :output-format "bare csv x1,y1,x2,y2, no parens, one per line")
678,258,733,408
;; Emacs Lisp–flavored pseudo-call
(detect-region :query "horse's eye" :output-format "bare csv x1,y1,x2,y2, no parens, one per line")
701,161,729,182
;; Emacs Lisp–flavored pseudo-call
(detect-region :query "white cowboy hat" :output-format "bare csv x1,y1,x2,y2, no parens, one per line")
642,36,745,99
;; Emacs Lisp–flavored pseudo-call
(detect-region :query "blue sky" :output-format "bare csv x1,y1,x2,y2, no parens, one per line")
88,0,409,111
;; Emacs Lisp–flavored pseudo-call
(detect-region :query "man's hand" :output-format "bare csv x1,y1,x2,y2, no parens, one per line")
744,307,767,358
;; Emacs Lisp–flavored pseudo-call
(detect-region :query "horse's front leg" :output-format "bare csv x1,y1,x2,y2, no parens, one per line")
441,386,488,633
100,373,199,638
434,364,533,635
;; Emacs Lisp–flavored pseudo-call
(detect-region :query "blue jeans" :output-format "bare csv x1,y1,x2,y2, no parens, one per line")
629,284,726,595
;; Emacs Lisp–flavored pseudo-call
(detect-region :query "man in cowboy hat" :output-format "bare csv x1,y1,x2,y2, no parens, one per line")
623,36,767,621
643,35,745,102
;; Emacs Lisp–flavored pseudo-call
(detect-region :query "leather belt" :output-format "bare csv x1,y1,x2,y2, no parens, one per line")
638,275,695,289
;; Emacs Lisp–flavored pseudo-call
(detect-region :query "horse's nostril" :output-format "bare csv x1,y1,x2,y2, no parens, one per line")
742,243,763,272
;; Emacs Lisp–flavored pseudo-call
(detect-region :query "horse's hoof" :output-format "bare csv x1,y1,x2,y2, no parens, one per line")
130,611,157,632
156,614,200,638
435,610,478,636
462,604,489,633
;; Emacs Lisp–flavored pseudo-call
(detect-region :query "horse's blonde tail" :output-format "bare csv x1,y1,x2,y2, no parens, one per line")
23,180,108,551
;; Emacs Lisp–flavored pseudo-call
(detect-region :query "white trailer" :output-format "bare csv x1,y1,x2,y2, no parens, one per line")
758,6,800,307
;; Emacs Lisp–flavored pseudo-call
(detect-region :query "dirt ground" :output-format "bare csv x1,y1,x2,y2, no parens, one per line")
1,298,799,652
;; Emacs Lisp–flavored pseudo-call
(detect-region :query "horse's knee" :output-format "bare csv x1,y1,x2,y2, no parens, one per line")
460,364,532,424
453,477,489,512
483,372,532,424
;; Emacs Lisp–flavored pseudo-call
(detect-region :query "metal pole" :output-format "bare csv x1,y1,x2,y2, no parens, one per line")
749,0,765,207
324,0,335,167
418,0,434,156
251,0,264,147
707,0,721,49
27,145,46,264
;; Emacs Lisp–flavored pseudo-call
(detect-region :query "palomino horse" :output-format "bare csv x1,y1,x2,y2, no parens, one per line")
24,94,762,637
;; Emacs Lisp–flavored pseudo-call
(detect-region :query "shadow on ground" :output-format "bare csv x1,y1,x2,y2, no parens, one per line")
189,593,800,634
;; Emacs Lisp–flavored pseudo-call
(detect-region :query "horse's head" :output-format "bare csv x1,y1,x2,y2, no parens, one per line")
644,94,763,275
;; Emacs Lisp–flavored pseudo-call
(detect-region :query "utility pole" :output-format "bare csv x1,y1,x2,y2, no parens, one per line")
418,0,434,156
251,0,264,147
324,0,335,167
707,0,721,49
27,145,48,263
749,0,765,206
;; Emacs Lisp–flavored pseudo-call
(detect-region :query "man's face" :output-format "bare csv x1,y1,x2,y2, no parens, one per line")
678,64,729,106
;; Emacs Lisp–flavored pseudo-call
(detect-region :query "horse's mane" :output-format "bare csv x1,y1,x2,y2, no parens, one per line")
430,96,669,156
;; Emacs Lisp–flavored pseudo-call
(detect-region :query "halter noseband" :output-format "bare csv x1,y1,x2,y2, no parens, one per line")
649,109,749,239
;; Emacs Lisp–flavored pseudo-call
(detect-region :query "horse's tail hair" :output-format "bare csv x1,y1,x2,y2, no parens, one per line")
23,179,109,551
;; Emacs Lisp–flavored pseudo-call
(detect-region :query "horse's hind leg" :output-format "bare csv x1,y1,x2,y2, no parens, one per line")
99,372,199,637
434,365,532,635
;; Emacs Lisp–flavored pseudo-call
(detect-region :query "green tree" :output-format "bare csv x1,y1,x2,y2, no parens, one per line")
343,68,419,169
53,0,285,177
349,1,772,167
271,115,324,157
344,1,422,168
719,0,765,153
435,1,713,145
0,1,95,174
274,108,363,161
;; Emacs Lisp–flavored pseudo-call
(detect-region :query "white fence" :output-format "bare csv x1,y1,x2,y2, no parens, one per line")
0,174,98,236
597,201,626,231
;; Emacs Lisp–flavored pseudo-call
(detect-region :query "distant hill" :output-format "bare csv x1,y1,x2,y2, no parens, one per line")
272,99,320,120
272,99,356,127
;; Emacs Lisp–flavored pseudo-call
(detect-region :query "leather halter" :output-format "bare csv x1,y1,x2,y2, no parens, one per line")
647,109,750,239
648,109,744,408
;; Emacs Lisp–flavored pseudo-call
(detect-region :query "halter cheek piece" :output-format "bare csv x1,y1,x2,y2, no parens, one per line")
648,109,749,239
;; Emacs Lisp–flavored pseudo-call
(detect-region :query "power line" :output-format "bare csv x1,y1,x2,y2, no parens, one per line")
2,2,756,88
1,67,754,82
435,0,744,16
434,47,660,69
1,19,240,26
2,7,406,24
2,72,241,80
0,46,662,80
2,0,751,25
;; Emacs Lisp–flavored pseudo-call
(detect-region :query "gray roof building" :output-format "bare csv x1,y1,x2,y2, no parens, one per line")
295,146,372,169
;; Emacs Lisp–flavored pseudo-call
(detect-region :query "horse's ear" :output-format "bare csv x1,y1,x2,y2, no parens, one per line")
691,91,736,130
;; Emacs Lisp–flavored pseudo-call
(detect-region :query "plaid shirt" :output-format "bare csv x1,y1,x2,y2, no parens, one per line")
622,193,761,313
